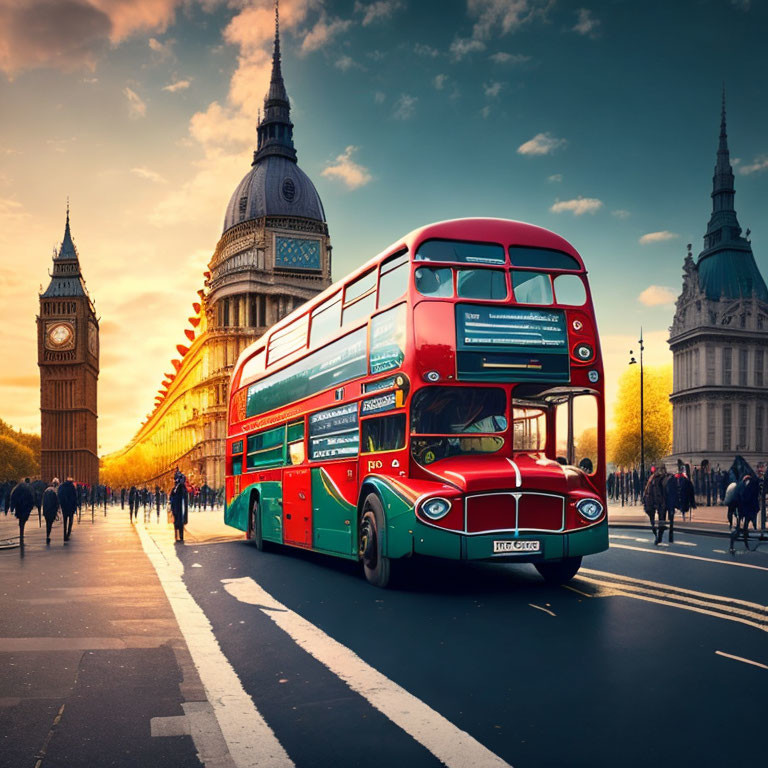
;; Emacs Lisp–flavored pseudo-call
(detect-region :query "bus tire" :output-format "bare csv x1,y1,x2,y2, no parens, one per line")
535,556,582,584
248,496,264,551
360,493,391,588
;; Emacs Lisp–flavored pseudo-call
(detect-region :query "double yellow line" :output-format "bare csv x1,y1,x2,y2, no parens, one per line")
570,568,768,634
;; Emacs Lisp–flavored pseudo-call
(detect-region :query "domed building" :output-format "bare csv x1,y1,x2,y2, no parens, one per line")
103,10,332,491
668,94,768,468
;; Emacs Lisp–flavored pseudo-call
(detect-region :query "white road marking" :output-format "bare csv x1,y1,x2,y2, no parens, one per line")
715,651,768,670
222,576,512,768
136,525,294,768
676,541,697,547
609,543,768,571
561,584,592,599
528,603,556,617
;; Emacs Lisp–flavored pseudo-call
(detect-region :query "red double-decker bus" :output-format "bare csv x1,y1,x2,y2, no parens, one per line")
225,218,607,587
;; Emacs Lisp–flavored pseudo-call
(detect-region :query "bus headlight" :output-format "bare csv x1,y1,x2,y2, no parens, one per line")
421,497,451,520
576,498,603,521
574,343,594,362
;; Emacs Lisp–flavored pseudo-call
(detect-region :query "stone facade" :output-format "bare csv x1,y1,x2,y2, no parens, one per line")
37,211,99,485
668,98,768,469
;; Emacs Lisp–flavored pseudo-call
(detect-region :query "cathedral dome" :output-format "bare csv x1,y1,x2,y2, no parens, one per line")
222,155,325,233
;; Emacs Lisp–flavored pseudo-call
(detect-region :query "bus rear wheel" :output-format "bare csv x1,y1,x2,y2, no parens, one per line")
535,556,582,584
248,497,264,551
360,494,391,588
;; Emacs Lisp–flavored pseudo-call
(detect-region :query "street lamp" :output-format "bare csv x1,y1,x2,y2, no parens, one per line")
629,328,645,484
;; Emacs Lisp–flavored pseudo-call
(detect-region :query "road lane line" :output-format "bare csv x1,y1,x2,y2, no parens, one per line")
136,525,294,768
715,651,768,670
222,576,512,768
561,585,592,598
609,543,768,571
528,603,556,617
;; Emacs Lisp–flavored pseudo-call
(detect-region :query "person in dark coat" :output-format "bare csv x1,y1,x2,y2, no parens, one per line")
10,478,35,546
169,475,188,542
730,473,759,553
128,485,139,522
42,479,60,544
57,476,78,541
642,465,667,540
155,485,161,521
657,471,690,544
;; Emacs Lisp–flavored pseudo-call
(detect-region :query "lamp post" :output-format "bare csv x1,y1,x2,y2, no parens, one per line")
629,328,645,484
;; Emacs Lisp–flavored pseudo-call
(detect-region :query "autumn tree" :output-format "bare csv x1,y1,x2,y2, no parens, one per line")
0,434,38,481
610,364,672,468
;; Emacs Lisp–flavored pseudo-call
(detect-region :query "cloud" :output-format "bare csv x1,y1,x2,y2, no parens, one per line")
638,285,677,306
131,166,167,184
450,37,485,60
123,86,147,118
547,174,562,183
0,198,30,246
148,36,174,60
739,155,768,175
434,74,448,90
573,8,600,37
300,15,352,54
483,80,503,98
374,90,385,103
489,51,531,64
0,0,184,77
335,55,357,71
517,132,567,156
354,0,402,26
639,230,678,244
162,78,190,92
414,43,440,57
321,146,372,190
392,94,417,120
612,209,631,219
481,105,491,119
550,197,603,216
467,0,552,39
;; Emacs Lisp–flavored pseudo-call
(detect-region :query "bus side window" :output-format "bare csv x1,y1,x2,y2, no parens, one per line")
361,414,406,453
310,292,341,347
246,426,285,470
231,439,244,475
287,420,305,465
378,250,409,307
342,270,377,327
457,268,508,300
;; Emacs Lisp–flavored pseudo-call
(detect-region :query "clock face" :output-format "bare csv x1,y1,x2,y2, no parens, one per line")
88,322,98,357
47,322,75,349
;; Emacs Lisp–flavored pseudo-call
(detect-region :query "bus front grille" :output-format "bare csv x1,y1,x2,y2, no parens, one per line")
465,492,565,534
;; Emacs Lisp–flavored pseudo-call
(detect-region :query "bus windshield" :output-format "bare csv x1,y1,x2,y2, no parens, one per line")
410,386,506,465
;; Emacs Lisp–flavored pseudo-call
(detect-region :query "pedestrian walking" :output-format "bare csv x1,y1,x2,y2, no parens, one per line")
730,473,759,553
10,478,35,547
58,476,78,542
155,484,161,521
660,469,696,543
170,475,188,542
642,465,667,541
42,479,61,545
128,485,139,522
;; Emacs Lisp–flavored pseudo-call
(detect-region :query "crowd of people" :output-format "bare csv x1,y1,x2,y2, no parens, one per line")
0,473,224,547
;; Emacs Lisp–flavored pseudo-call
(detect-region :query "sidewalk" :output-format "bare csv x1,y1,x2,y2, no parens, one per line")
0,507,235,768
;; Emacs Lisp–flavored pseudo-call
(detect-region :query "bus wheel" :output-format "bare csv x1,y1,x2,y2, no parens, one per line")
248,497,264,551
360,494,391,588
535,556,582,584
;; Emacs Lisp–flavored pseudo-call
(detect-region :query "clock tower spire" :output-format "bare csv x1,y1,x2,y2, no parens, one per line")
37,206,99,485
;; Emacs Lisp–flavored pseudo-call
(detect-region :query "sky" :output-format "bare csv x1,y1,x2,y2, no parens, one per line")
1,0,767,454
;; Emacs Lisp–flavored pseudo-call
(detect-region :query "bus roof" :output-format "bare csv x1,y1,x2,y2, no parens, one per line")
231,217,586,384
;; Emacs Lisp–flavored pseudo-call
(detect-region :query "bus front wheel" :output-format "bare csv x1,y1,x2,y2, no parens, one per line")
248,497,264,551
535,556,582,584
360,494,391,588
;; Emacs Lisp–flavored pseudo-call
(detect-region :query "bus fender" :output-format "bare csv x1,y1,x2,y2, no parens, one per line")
224,481,260,533
358,475,415,560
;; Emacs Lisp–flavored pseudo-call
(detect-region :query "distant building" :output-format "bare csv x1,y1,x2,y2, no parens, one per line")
37,209,99,484
668,95,768,469
104,8,332,489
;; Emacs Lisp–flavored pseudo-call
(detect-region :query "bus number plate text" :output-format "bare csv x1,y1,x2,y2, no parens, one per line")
493,540,540,554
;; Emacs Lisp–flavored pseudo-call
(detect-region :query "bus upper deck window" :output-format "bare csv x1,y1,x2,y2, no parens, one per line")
378,250,409,307
512,271,553,305
553,274,587,306
416,239,505,265
457,269,507,300
415,266,453,297
509,246,580,270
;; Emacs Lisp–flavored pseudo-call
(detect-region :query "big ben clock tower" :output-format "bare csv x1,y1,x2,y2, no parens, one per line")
37,207,99,485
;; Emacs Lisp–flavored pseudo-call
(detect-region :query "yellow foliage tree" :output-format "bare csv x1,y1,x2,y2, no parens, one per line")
576,427,598,466
0,434,38,481
610,364,672,468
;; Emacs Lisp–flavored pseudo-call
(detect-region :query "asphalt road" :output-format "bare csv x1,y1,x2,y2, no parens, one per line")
166,524,767,768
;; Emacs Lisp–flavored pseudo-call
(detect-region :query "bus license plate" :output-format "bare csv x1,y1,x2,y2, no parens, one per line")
493,540,540,554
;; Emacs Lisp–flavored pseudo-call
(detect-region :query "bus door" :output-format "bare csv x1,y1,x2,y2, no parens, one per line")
283,467,312,547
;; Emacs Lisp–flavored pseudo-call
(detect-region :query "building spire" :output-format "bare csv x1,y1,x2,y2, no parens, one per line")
253,0,297,165
57,199,78,261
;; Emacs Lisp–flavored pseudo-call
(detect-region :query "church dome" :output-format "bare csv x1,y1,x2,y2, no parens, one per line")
222,155,325,233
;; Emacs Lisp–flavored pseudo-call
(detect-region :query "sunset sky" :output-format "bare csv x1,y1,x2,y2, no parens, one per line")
1,0,767,454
